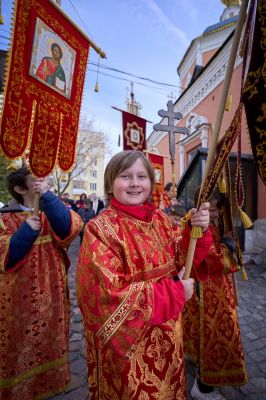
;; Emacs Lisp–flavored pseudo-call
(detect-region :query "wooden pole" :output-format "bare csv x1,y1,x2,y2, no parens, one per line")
184,0,249,279
171,161,175,198
33,193,40,216
232,273,239,306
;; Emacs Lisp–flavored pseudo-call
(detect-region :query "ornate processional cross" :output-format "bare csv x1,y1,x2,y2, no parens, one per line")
153,100,189,163
153,100,189,196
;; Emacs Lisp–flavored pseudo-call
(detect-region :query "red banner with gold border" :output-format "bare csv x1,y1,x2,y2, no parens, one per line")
147,152,170,209
122,111,146,151
241,0,266,185
0,0,90,177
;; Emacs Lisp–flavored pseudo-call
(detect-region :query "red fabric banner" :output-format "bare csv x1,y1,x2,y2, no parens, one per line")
0,0,90,177
147,152,170,208
122,111,146,151
241,0,266,185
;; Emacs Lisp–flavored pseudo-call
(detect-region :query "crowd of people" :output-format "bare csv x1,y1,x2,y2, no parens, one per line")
0,150,247,400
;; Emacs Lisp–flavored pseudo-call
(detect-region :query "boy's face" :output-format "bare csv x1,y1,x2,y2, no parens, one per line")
113,158,151,206
25,174,37,194
14,174,36,198
169,215,181,227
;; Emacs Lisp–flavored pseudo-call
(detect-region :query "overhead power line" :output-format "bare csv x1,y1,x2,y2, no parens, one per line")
66,0,181,92
88,61,181,89
88,67,179,96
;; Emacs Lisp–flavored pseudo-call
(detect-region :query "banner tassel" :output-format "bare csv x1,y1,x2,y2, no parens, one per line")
0,0,4,24
241,266,248,281
238,207,253,229
225,94,232,111
219,176,227,193
191,226,203,239
94,54,100,92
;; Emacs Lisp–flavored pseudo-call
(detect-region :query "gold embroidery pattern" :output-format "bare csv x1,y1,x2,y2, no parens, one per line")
96,281,144,346
35,234,53,245
146,328,172,371
241,0,266,184
0,355,67,389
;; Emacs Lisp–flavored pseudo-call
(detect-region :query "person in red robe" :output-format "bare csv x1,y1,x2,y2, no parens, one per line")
183,189,248,400
168,204,186,233
0,167,83,400
77,150,213,400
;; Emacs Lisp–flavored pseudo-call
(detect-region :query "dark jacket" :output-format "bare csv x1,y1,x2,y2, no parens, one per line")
78,207,95,229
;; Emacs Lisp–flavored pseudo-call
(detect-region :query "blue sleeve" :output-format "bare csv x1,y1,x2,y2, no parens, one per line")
40,191,71,239
6,222,39,270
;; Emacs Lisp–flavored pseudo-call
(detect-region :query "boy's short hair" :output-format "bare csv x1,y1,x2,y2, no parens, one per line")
104,150,155,196
83,198,92,206
169,204,186,218
6,167,31,205
164,182,177,192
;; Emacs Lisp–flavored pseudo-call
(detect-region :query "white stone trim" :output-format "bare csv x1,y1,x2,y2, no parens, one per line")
147,37,242,148
176,39,242,119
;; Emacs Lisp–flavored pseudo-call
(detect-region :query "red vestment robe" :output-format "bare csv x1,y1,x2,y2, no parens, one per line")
77,205,212,400
183,224,248,386
0,210,82,400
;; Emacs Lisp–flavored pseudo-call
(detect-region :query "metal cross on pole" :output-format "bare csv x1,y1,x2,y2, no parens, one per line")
153,100,189,197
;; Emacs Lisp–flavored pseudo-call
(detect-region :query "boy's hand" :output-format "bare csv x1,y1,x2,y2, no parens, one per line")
178,267,194,300
33,178,49,195
190,202,210,232
26,216,41,231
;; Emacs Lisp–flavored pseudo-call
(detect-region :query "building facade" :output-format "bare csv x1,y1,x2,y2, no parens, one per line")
147,0,266,258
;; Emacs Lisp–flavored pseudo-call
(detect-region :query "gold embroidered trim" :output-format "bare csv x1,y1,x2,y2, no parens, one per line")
131,258,176,282
96,281,144,346
0,355,67,388
35,235,53,245
0,236,11,273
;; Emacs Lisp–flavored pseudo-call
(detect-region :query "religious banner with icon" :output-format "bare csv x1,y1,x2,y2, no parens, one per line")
0,0,90,177
147,152,170,209
241,0,266,186
122,110,147,151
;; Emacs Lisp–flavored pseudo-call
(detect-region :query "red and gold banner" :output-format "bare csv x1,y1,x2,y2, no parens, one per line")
122,111,146,151
0,0,90,177
147,152,170,208
198,104,243,205
241,0,266,185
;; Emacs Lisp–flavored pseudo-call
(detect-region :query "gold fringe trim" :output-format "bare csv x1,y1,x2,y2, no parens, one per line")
242,266,248,281
0,15,4,25
191,226,203,239
238,207,253,229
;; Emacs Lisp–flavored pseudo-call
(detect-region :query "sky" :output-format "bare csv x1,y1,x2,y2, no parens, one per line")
0,0,225,155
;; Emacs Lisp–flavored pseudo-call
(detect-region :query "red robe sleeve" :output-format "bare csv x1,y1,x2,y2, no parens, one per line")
151,278,185,325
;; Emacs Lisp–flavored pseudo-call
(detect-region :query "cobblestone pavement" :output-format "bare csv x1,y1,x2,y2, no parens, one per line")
49,238,266,400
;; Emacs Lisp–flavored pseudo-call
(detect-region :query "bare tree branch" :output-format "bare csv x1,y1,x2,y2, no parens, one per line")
51,123,110,196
